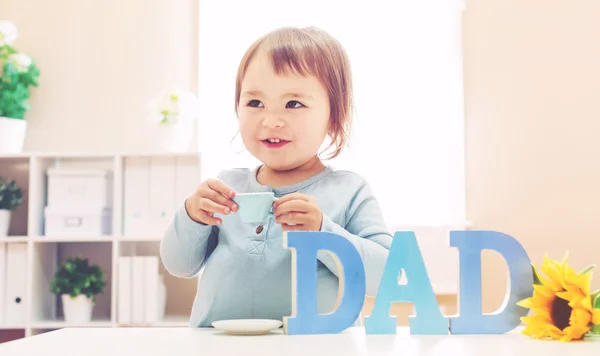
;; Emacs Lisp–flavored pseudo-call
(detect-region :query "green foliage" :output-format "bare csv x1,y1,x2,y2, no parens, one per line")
0,177,23,210
532,263,542,285
0,44,40,120
50,257,106,303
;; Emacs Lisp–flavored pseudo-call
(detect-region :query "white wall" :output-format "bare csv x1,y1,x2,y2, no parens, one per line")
0,0,198,153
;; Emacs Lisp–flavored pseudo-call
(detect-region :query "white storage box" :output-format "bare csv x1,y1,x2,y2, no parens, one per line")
44,206,112,236
47,168,113,210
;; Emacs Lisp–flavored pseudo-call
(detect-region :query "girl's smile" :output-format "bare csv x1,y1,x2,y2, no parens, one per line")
262,138,291,149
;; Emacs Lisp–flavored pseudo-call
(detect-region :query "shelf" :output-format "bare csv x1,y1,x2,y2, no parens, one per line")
0,153,30,159
0,152,202,344
0,236,29,243
32,235,115,243
0,324,27,330
31,319,112,329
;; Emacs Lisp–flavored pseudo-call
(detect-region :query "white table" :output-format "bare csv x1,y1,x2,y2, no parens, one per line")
0,327,598,356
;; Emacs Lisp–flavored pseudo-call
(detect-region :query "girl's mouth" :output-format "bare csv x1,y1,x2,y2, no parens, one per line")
262,138,290,148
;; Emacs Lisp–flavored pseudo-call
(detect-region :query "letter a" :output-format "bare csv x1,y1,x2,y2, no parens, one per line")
365,231,448,334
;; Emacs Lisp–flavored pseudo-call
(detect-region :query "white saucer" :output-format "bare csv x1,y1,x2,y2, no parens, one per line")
212,319,283,335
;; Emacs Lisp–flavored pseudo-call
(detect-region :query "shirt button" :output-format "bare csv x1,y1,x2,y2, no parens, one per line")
256,226,263,234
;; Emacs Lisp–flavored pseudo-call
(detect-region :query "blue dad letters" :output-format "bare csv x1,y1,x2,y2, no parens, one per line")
282,230,534,335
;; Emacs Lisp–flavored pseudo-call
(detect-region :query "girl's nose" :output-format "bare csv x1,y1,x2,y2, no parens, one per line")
261,113,285,128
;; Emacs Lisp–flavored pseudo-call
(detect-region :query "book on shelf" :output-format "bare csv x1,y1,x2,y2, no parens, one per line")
0,243,27,325
118,256,166,325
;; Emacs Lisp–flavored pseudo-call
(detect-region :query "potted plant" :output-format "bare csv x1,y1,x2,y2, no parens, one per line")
50,257,106,324
0,177,23,236
0,20,41,153
148,89,198,152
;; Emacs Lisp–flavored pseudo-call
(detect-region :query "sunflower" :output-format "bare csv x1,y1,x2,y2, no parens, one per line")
517,254,600,341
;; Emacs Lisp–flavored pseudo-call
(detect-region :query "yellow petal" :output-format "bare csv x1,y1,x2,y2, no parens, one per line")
517,298,535,309
522,324,539,337
539,260,564,291
560,252,569,268
549,329,565,340
592,309,600,325
564,324,590,340
570,308,591,326
564,271,591,296
557,291,578,302
580,296,593,311
560,334,572,342
533,284,556,300
531,307,551,319
522,314,552,325
536,259,559,289
568,296,583,309
522,321,564,339
539,273,563,292
541,261,562,283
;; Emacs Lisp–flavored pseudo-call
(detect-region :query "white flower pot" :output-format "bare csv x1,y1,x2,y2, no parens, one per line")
0,210,10,237
0,117,27,153
62,294,94,324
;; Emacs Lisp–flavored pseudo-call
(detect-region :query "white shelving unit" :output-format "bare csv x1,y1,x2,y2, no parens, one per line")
0,152,202,343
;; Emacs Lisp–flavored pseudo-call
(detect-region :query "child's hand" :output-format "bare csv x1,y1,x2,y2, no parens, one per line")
185,179,238,225
273,193,323,231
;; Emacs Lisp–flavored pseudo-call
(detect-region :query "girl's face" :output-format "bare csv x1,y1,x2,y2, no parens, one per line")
237,50,330,171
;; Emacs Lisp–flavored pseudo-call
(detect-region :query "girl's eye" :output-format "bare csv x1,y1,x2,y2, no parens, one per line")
286,100,305,109
247,100,263,108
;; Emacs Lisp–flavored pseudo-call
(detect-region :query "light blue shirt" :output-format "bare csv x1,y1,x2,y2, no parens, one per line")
160,165,392,327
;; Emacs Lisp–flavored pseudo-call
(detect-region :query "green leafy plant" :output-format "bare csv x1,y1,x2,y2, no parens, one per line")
0,177,23,210
50,257,106,303
0,21,40,120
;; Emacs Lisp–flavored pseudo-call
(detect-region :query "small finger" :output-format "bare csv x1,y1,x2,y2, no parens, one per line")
274,200,310,217
282,223,303,231
198,198,230,215
198,210,221,225
276,212,309,225
201,187,238,212
206,179,236,198
272,193,310,208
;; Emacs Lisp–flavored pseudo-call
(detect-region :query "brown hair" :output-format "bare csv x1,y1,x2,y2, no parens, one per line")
234,26,354,159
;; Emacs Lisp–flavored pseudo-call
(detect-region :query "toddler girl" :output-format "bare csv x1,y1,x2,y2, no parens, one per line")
161,26,392,327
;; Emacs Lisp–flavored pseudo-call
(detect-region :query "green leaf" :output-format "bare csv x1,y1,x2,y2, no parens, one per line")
0,177,23,210
591,324,600,335
49,257,105,299
0,52,40,119
532,264,542,285
593,291,600,309
579,264,596,275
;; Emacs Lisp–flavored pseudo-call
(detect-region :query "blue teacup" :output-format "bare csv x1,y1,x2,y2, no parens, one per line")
232,192,279,223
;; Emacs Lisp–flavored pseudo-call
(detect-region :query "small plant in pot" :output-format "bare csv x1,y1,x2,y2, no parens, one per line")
50,257,106,324
0,21,41,153
0,177,23,237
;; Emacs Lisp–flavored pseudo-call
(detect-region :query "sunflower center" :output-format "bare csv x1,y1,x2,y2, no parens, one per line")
551,296,572,330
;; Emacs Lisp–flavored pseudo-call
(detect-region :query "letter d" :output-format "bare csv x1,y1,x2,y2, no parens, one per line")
449,230,533,334
283,231,366,335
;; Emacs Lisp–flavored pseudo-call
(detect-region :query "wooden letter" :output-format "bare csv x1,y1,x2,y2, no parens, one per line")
365,231,448,335
449,230,533,334
283,231,366,334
